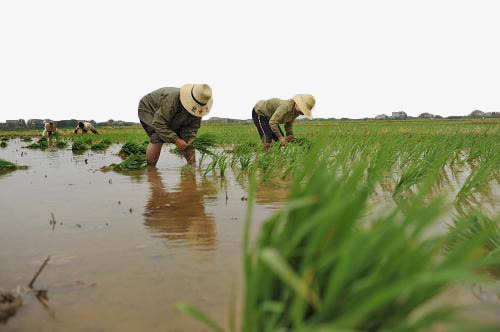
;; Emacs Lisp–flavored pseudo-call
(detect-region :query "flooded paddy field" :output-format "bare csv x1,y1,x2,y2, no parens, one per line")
1,120,499,331
0,139,285,331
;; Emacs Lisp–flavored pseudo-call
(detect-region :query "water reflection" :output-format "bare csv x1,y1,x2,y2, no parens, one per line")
144,168,217,249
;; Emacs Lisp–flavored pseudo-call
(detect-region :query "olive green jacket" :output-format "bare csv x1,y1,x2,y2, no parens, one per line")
254,98,299,138
138,87,201,143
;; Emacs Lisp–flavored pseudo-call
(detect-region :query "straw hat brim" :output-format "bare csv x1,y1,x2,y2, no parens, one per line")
293,96,313,119
180,84,213,117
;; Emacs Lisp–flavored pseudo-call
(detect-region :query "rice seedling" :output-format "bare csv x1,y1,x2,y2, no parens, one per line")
0,141,7,148
56,140,68,149
26,137,49,149
0,159,27,171
21,136,33,142
0,137,9,141
447,211,500,277
119,141,147,157
71,140,88,152
109,153,147,171
189,132,218,155
91,139,112,151
178,140,500,331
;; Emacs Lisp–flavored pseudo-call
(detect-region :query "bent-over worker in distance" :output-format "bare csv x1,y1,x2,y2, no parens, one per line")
138,84,213,167
74,121,98,134
252,94,315,150
42,121,57,137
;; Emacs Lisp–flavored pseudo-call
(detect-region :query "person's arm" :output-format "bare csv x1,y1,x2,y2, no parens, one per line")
284,120,294,137
182,117,201,144
151,95,180,144
269,104,292,140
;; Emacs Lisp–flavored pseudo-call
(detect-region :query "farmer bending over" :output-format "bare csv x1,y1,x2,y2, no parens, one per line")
252,94,315,150
138,84,213,167
42,121,57,137
74,121,98,134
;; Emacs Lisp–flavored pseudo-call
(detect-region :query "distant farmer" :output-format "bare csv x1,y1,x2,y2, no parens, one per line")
138,84,213,167
74,121,98,134
252,94,315,150
42,121,57,137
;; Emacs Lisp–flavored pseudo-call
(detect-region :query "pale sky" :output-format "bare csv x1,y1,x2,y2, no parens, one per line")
1,0,499,122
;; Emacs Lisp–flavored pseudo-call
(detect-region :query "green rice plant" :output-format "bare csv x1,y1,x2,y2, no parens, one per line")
71,140,88,152
79,135,93,145
178,142,500,331
172,133,219,156
91,139,112,151
21,136,33,142
447,211,500,277
56,140,68,148
204,152,228,178
0,159,17,170
0,159,27,171
456,152,500,209
111,153,147,170
0,141,7,148
290,136,313,150
119,141,147,157
26,136,49,149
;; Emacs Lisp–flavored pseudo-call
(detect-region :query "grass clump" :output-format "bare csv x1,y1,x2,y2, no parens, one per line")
26,137,49,149
119,141,147,157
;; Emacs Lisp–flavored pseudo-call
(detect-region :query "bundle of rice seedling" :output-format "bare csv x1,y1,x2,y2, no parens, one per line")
0,137,8,141
119,142,147,157
71,141,88,152
112,153,147,170
171,133,218,156
91,140,112,151
56,140,68,148
0,159,16,170
0,159,27,171
190,133,218,155
21,136,33,142
26,137,49,149
0,141,7,148
290,136,313,149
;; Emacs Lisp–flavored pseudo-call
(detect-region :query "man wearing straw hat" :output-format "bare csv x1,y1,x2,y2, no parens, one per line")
252,94,315,150
138,84,213,166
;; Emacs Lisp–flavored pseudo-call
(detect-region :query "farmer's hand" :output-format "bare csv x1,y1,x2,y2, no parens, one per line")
286,135,295,143
279,136,287,146
175,138,188,151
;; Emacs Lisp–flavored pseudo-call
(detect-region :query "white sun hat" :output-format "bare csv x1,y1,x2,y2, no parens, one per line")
180,84,213,117
292,94,316,119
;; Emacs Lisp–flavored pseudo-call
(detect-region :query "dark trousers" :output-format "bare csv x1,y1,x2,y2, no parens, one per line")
252,109,284,144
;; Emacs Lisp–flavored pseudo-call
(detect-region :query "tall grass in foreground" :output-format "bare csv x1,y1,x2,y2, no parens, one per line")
178,141,500,331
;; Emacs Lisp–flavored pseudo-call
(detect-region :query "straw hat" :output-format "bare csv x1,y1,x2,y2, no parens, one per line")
180,84,213,117
292,94,315,119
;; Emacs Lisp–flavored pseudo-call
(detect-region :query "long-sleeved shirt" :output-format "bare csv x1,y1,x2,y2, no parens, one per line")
43,122,57,135
254,98,300,138
74,122,98,134
138,87,201,143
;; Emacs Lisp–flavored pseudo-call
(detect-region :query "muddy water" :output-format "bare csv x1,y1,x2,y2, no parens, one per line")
0,139,286,331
